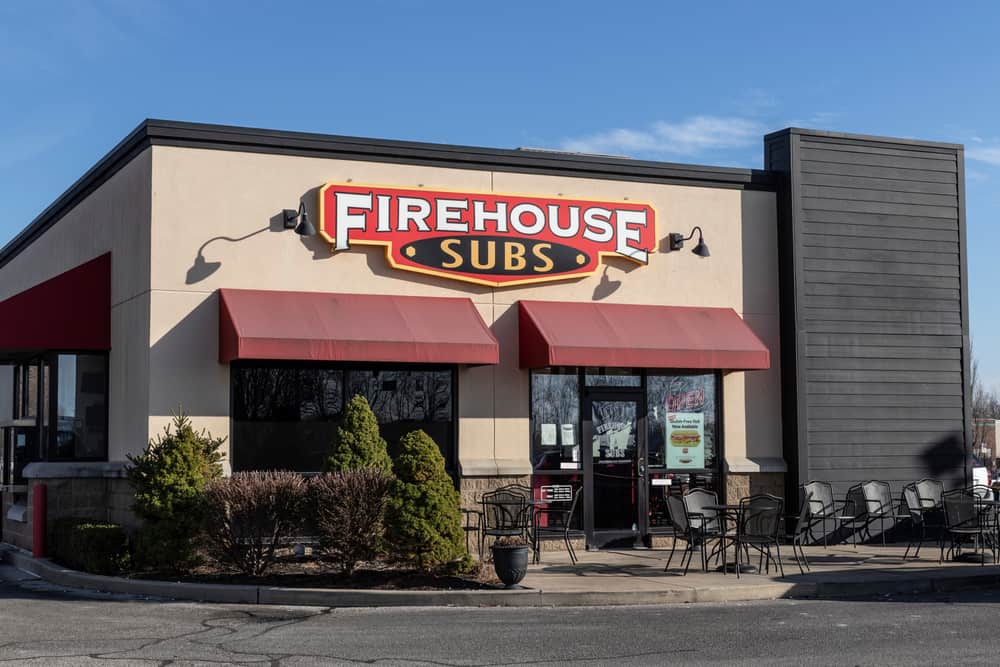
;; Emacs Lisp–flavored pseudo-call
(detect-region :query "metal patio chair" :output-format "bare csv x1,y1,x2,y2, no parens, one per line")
941,488,994,565
848,480,901,546
902,483,934,560
664,494,720,575
787,495,813,574
532,487,583,565
732,494,785,578
801,480,852,547
480,485,531,557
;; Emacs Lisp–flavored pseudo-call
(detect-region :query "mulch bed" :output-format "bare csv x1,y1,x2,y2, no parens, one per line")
130,553,502,590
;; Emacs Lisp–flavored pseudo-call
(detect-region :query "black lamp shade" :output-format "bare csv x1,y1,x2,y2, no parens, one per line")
295,210,316,236
692,237,710,257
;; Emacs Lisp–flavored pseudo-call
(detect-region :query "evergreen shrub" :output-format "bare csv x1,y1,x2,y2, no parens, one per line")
384,429,468,571
126,411,225,570
51,518,130,575
323,395,392,473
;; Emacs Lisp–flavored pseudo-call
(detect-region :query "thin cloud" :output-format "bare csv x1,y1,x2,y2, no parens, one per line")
561,116,763,158
967,144,1000,166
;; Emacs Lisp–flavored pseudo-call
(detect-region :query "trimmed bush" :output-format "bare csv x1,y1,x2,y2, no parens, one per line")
51,518,130,576
384,429,468,571
312,469,393,575
323,395,392,473
126,411,225,570
202,471,308,577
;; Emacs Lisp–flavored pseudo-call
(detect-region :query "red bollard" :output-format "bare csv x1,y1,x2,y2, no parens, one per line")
32,483,47,558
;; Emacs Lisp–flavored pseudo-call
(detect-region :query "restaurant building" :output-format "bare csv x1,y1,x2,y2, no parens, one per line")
0,120,972,550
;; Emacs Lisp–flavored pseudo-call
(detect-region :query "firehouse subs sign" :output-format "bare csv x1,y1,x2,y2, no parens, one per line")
318,183,657,287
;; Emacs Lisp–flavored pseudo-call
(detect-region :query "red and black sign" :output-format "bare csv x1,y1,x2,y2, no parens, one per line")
318,183,657,287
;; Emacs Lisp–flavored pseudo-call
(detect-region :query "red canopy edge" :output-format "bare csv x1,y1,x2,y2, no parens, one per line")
518,300,770,371
218,288,499,365
0,253,111,352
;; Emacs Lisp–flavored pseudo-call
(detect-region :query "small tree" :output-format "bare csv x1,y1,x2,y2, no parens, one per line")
126,411,225,570
203,471,308,577
384,429,467,571
323,395,392,473
312,469,393,575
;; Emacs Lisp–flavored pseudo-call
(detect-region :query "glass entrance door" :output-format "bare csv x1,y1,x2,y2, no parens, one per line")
584,394,645,547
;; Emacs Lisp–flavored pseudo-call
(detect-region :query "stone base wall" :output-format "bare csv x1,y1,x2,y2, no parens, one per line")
726,472,785,503
459,475,531,513
35,478,138,532
2,465,137,554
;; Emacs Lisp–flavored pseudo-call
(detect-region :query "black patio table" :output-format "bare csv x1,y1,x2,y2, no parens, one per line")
970,497,1000,563
704,504,758,574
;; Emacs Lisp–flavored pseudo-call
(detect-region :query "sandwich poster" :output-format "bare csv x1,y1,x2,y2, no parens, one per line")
666,412,705,469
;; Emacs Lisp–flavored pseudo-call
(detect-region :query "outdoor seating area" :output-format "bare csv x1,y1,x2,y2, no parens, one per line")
653,479,1000,580
469,478,1000,585
474,484,585,566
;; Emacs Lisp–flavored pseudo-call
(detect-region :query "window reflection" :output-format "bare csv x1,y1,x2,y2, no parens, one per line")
231,365,455,473
585,368,641,387
646,374,717,470
55,354,107,459
530,369,580,471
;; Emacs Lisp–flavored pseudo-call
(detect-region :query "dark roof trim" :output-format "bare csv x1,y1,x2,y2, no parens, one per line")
764,127,963,153
2,118,777,269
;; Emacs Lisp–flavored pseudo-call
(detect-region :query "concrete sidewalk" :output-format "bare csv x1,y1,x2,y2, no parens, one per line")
5,542,1000,607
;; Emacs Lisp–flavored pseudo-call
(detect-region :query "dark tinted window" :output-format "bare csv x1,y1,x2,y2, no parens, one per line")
231,364,455,473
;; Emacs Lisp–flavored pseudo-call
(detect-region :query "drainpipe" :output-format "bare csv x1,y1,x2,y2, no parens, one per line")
32,483,46,558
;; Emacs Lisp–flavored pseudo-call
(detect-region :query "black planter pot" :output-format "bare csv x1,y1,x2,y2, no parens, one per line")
491,544,529,588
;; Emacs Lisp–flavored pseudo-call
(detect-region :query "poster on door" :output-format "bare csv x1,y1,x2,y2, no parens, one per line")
666,412,705,469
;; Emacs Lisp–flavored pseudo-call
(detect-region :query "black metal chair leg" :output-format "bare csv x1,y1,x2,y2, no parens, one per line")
665,536,677,571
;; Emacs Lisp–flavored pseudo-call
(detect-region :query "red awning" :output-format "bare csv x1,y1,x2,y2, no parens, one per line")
0,253,111,354
518,300,770,370
218,289,499,365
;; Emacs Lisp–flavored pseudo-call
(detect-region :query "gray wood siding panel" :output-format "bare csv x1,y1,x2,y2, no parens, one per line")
802,222,959,242
801,246,959,266
808,394,964,407
806,357,961,372
800,185,958,207
802,197,957,218
806,333,964,348
799,172,958,195
803,234,958,253
802,208,959,230
799,148,957,172
806,345,962,360
805,283,960,300
803,295,961,312
801,160,958,183
766,129,969,509
803,272,961,289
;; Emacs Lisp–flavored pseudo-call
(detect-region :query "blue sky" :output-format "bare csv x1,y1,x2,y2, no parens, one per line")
2,1,999,386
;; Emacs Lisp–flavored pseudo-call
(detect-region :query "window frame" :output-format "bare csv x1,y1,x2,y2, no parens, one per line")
9,351,110,464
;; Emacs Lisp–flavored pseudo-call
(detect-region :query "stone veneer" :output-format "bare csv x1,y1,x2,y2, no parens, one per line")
726,472,785,504
3,462,139,554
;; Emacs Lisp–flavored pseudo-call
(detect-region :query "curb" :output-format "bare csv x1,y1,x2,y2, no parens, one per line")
4,546,1000,608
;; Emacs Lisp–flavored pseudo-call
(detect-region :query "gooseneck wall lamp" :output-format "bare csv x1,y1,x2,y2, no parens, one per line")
283,202,317,237
668,226,710,257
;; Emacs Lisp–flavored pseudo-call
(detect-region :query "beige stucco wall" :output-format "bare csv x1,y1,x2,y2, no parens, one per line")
0,151,152,462
147,145,782,474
